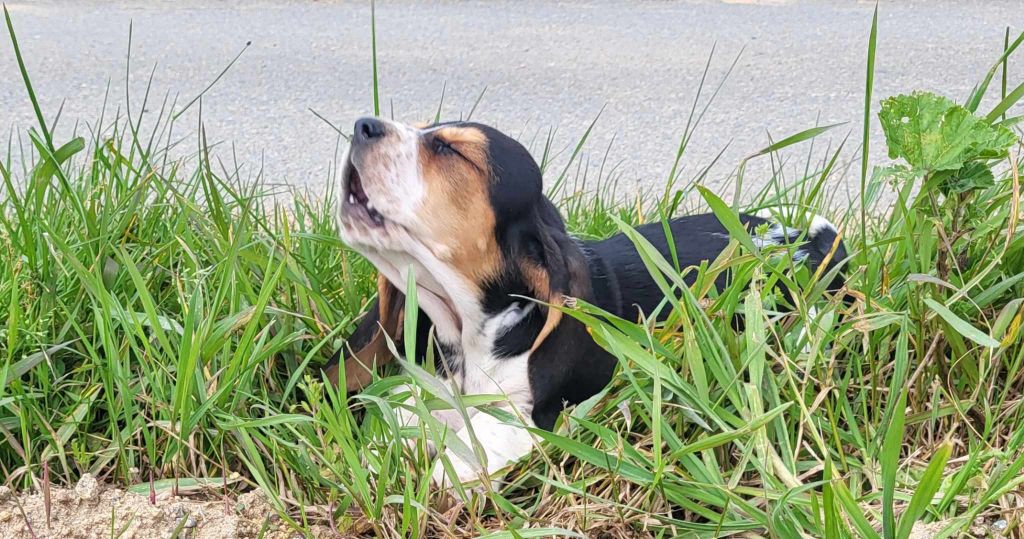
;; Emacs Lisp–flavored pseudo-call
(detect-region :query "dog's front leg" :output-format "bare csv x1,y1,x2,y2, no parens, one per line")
394,382,467,430
430,410,535,488
392,377,475,462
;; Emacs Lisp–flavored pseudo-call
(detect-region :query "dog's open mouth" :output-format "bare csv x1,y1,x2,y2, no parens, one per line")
343,160,386,228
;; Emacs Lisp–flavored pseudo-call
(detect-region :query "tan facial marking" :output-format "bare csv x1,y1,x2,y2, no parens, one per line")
531,300,564,353
519,242,593,352
417,126,501,286
437,126,488,147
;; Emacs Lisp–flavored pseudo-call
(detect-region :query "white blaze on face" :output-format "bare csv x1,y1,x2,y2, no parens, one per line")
340,119,426,232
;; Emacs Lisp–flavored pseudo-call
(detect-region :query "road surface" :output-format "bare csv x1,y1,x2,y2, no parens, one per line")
2,0,1022,206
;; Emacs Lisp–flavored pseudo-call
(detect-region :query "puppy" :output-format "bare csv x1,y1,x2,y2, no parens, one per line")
324,118,847,485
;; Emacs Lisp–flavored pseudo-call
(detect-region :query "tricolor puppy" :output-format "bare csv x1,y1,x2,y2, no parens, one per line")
326,117,847,486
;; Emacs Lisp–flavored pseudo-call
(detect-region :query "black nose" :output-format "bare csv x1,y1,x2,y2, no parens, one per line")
354,117,386,142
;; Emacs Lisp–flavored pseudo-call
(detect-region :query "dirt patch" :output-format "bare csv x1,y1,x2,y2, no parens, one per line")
908,518,1013,539
0,475,333,539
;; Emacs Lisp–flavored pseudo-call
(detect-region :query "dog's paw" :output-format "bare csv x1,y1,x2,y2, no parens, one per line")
431,450,479,487
430,450,502,498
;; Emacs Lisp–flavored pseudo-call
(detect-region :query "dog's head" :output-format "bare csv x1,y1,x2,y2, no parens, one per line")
338,118,589,348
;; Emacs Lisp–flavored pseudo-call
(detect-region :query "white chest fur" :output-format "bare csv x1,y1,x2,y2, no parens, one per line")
399,300,540,488
457,302,535,405
372,241,541,486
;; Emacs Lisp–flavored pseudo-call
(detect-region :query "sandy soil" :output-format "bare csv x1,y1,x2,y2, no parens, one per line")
0,475,334,539
0,474,1014,538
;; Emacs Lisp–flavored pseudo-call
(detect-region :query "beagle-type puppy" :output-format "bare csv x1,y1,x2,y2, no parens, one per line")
325,117,847,486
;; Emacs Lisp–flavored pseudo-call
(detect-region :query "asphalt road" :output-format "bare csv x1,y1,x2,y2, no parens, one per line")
2,1,1022,206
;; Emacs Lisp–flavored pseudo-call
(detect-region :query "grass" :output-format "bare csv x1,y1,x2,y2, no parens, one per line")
4,7,1024,538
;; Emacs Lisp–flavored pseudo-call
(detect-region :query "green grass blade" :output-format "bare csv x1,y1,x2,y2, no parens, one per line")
965,30,1024,112
860,3,878,256
895,442,953,539
4,5,54,150
833,478,882,539
751,123,845,158
984,81,1024,124
370,0,380,115
404,269,419,361
31,136,84,184
924,298,1000,348
881,388,908,539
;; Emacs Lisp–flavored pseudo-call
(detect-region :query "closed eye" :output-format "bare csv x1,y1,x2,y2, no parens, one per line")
427,133,485,172
432,137,457,156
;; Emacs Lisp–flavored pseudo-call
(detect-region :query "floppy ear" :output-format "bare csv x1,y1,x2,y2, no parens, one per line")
516,200,615,430
513,199,592,352
324,275,406,391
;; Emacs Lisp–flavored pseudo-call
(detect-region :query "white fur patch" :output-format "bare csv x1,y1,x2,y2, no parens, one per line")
431,409,536,487
371,230,537,489
747,214,838,262
750,224,789,249
491,302,536,338
341,121,426,230
808,215,836,236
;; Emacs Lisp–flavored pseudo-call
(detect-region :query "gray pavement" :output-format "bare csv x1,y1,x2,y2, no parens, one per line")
2,1,1022,206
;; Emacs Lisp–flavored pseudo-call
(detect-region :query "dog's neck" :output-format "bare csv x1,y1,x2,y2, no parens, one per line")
367,241,491,352
370,215,594,361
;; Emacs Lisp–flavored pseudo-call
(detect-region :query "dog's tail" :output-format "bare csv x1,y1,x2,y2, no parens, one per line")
792,215,848,292
759,215,848,293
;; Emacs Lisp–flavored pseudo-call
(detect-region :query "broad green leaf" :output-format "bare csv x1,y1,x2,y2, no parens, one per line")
873,164,919,188
879,91,1016,173
933,162,995,195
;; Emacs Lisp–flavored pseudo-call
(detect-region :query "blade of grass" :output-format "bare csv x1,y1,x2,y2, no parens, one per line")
881,388,908,539
895,441,953,539
370,0,380,115
924,298,1000,348
4,5,54,150
860,4,879,256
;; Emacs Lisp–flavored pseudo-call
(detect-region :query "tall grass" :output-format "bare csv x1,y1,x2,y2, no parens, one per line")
3,7,1024,538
